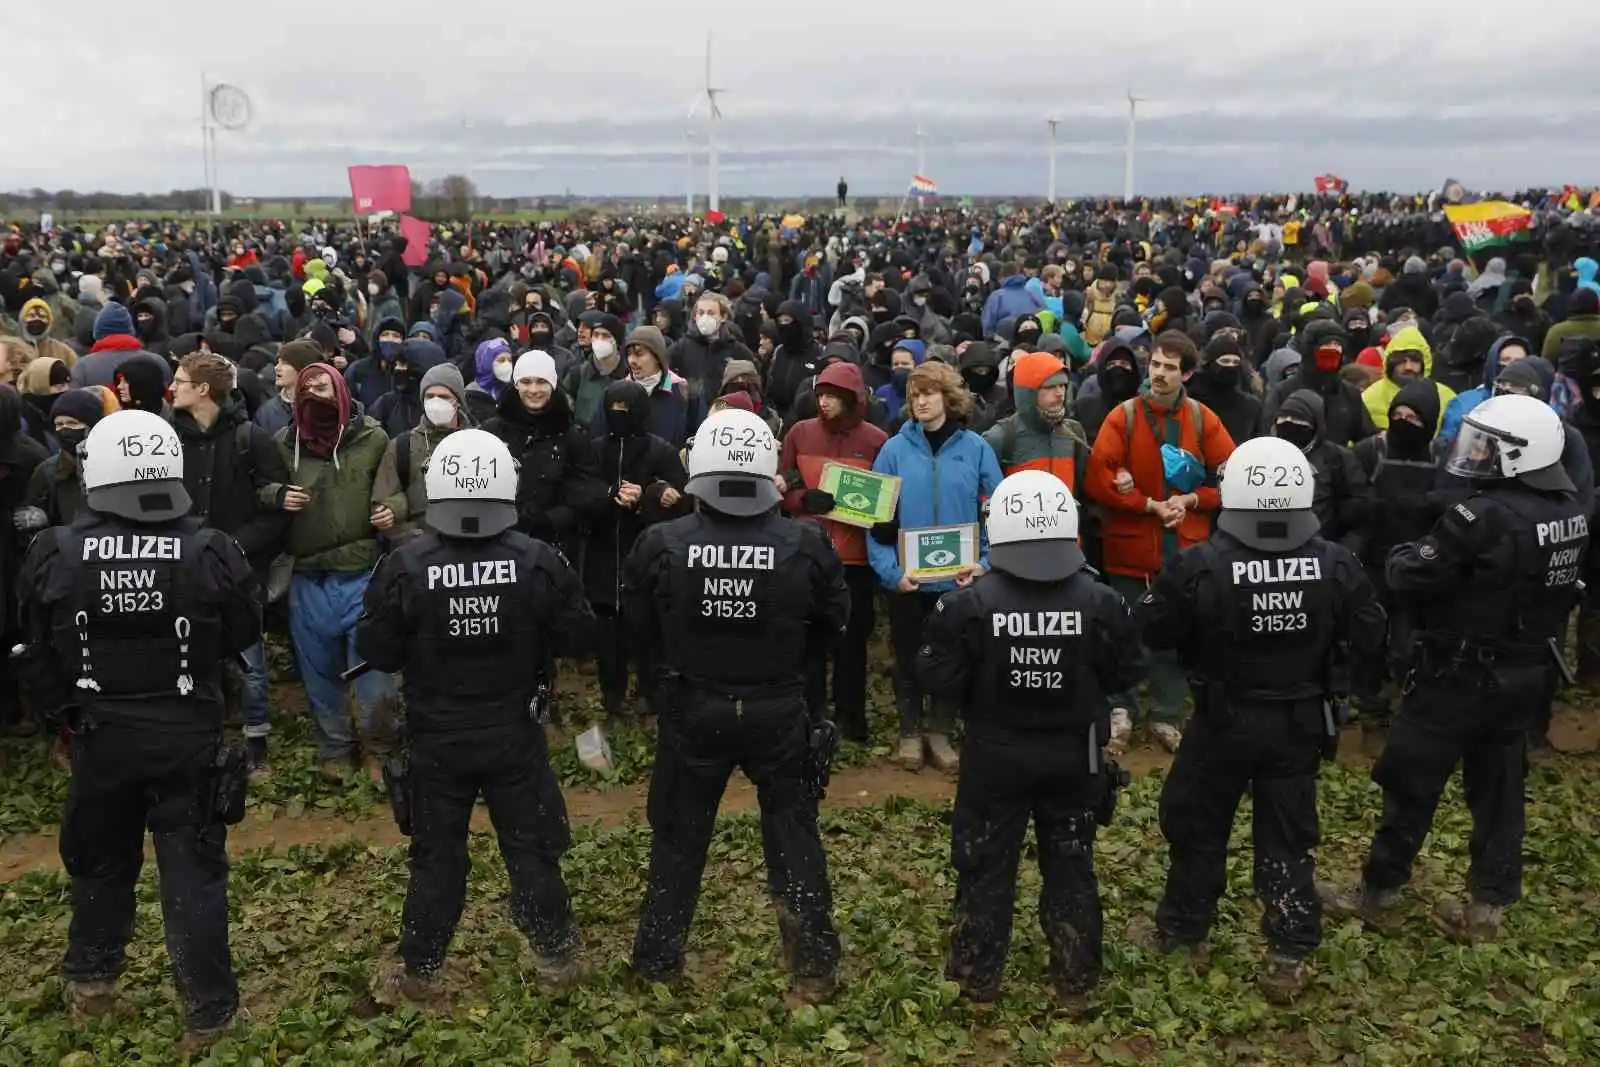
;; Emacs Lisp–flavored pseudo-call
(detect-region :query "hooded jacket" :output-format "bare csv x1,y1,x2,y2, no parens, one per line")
982,353,1088,495
1275,389,1368,553
369,364,472,547
1262,320,1377,446
0,384,47,621
766,301,823,419
171,397,292,580
1072,338,1143,443
274,374,390,573
1438,334,1532,445
584,380,690,608
370,338,446,439
1359,325,1454,432
668,317,757,415
1352,377,1448,576
981,274,1047,338
866,415,1002,593
482,385,608,559
778,362,889,568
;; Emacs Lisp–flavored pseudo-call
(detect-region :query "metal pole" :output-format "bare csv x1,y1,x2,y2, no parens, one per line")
915,123,926,209
201,72,212,210
1047,120,1058,204
708,122,719,213
684,129,693,215
1123,98,1136,203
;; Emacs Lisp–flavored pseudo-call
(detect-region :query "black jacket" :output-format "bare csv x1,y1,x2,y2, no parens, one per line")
171,398,292,579
0,387,49,629
582,381,691,608
482,386,608,561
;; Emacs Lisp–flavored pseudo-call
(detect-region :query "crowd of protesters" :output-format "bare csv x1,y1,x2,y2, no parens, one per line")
2,186,1600,778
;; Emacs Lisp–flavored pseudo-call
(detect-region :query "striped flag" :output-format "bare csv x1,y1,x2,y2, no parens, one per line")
1444,201,1533,253
909,175,938,196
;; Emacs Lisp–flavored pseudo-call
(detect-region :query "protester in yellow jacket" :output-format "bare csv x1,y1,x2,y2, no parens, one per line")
1360,325,1454,430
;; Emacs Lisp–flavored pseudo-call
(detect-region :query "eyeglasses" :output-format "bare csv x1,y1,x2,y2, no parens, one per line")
172,377,195,387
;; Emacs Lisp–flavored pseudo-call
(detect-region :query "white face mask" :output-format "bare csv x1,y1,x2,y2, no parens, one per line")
696,314,720,337
368,283,380,297
592,338,617,361
492,360,514,383
423,397,457,426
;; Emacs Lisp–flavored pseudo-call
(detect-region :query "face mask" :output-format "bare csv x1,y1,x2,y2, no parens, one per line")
963,370,994,395
377,340,401,361
604,407,634,437
1103,365,1138,400
218,315,237,332
696,314,720,337
1386,418,1431,457
368,283,380,297
891,368,910,390
392,368,415,390
592,338,617,361
1209,364,1241,390
55,427,86,454
24,319,47,337
1275,420,1316,450
778,321,805,346
423,397,457,427
51,261,65,274
913,296,927,308
1313,349,1342,373
493,361,514,383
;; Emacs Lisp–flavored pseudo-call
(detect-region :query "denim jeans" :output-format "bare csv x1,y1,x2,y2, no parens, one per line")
1106,574,1189,726
288,571,399,761
239,640,271,739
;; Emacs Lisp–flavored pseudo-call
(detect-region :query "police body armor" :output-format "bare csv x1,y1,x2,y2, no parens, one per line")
662,512,813,691
44,516,225,720
969,570,1104,734
394,530,542,731
1418,490,1589,657
1196,537,1338,701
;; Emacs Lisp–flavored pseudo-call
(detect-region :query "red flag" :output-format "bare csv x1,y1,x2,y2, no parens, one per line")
348,165,413,215
398,215,431,267
705,209,726,224
1314,174,1348,194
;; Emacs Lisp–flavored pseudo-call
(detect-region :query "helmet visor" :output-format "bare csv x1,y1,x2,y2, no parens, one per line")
1444,418,1520,481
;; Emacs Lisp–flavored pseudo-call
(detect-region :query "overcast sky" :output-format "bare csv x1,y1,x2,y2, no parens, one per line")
7,1,1598,200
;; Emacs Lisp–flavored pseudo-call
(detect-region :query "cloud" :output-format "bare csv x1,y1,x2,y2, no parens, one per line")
6,0,1598,199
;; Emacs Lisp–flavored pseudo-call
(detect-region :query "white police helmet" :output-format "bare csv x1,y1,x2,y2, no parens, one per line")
1217,435,1321,551
423,428,519,538
986,469,1085,581
1446,393,1571,492
685,408,780,517
81,409,191,522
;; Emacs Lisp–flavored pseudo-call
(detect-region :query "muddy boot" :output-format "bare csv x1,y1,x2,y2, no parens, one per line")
625,962,685,993
896,735,925,771
63,979,118,1021
1106,707,1133,757
1433,898,1506,943
1050,973,1096,1016
1150,721,1184,753
1259,955,1309,1005
1124,915,1207,962
245,736,271,782
1318,880,1402,931
925,732,960,773
530,951,590,994
790,971,837,1005
1578,605,1600,687
176,1014,239,1056
370,959,444,1010
318,758,349,783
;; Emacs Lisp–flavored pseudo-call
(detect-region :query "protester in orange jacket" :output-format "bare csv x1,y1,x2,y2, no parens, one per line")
1085,331,1235,754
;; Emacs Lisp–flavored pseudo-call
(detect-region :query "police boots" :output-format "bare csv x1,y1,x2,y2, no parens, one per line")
924,733,960,773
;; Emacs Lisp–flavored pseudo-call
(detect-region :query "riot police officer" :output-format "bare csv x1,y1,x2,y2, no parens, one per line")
355,428,596,1006
15,408,261,1054
624,407,849,1001
1325,395,1589,942
916,469,1142,1008
1132,435,1385,1003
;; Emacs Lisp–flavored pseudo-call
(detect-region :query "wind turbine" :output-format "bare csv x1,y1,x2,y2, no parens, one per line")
690,32,724,213
681,121,695,214
1124,90,1145,203
1046,117,1060,204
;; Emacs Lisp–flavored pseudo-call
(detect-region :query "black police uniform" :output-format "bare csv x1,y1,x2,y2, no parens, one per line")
623,507,849,984
916,567,1142,999
17,512,260,1033
1137,528,1385,959
1362,485,1588,906
355,528,596,978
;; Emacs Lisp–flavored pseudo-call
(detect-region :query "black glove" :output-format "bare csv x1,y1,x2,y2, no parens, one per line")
870,519,899,545
801,489,836,515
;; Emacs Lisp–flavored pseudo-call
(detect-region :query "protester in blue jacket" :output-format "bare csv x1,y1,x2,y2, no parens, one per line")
867,360,1002,774
981,263,1047,337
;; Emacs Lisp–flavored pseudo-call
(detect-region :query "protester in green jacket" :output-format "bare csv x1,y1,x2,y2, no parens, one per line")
274,362,398,780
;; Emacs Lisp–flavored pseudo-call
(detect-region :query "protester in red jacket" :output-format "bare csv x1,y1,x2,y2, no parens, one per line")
778,360,888,741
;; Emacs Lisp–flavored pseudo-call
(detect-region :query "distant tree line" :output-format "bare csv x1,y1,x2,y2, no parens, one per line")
0,188,237,215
